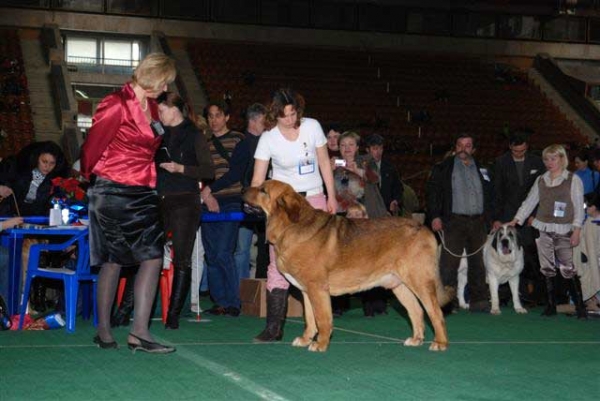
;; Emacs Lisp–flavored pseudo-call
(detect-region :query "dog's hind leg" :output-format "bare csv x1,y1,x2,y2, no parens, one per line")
292,291,318,349
508,275,527,314
391,285,425,347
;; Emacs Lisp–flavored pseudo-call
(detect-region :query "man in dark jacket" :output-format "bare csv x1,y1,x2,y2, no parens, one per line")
365,134,403,215
492,131,545,228
426,133,492,312
492,131,545,305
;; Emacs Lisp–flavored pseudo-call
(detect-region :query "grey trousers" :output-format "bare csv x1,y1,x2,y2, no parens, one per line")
536,231,577,279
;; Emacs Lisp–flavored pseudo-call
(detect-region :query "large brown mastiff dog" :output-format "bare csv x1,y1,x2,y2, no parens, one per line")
243,180,452,352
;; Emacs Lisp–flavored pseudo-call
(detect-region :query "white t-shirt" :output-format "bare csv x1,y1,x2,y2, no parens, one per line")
254,117,326,192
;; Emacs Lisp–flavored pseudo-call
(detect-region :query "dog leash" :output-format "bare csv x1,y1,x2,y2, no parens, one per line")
436,229,490,258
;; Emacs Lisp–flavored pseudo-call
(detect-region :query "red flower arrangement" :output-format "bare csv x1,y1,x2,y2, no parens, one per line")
51,177,87,202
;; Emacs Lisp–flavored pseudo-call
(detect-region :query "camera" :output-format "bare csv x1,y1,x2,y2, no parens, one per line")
334,159,346,167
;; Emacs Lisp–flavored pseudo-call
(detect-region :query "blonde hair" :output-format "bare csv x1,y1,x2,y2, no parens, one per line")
132,53,176,91
339,131,361,147
542,144,569,169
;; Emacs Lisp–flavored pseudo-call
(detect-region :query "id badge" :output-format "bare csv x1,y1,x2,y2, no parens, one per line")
554,201,567,218
298,149,316,175
299,159,315,175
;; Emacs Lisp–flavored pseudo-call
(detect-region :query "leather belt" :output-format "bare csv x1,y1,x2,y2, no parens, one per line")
452,213,483,219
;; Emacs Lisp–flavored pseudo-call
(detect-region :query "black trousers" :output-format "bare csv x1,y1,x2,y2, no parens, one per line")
160,193,202,270
439,214,489,303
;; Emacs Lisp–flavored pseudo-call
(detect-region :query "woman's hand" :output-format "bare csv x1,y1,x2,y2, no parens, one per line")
326,196,338,215
3,216,23,230
159,162,183,174
570,228,581,247
0,185,13,198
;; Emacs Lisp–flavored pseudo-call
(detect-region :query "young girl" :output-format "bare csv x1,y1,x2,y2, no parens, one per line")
510,144,586,318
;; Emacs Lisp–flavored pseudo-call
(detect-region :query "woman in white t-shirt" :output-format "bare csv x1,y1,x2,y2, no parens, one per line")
251,88,336,342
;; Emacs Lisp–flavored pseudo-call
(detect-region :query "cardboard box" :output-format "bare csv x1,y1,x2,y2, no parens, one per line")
240,278,304,318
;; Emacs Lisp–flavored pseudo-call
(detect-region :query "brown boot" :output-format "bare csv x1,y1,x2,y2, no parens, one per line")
254,288,287,342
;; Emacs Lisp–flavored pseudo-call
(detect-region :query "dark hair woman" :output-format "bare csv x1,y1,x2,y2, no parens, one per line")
156,91,213,329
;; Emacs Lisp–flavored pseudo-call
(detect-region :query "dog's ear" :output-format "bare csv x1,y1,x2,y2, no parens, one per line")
276,191,302,223
491,231,499,251
508,227,520,249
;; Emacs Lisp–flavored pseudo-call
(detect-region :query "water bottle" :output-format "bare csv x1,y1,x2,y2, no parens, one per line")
49,203,61,226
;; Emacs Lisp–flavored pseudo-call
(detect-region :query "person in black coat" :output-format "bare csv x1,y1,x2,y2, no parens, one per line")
492,132,545,228
156,92,214,329
426,133,493,312
365,134,403,216
492,131,546,305
12,141,70,216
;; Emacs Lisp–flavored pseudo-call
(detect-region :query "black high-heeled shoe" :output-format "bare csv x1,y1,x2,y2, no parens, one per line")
93,335,118,349
127,333,176,354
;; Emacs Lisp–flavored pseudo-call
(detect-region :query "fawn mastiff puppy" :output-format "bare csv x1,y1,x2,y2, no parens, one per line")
243,180,452,352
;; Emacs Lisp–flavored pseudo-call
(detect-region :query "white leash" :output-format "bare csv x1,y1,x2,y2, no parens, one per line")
436,229,491,258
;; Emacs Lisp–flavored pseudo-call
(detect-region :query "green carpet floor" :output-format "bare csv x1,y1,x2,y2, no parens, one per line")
1,303,598,401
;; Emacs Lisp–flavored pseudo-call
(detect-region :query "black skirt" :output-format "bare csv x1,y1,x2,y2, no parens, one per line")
88,177,163,266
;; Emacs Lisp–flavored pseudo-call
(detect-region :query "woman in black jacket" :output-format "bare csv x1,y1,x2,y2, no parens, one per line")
13,141,70,216
156,92,214,329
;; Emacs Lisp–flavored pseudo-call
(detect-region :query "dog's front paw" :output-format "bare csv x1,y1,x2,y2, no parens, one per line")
403,337,424,347
429,342,448,352
490,308,501,315
515,307,528,314
308,342,328,352
458,302,469,310
292,336,312,347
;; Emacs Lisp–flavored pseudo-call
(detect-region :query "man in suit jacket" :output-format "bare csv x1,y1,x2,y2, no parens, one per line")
426,133,493,312
493,131,545,229
492,131,546,305
365,134,403,215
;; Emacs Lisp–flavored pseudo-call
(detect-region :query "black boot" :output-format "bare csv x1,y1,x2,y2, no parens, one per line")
570,276,588,320
542,276,557,316
165,266,192,330
111,277,135,328
254,288,288,342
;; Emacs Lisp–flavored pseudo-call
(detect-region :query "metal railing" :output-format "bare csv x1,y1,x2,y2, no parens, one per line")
66,56,138,75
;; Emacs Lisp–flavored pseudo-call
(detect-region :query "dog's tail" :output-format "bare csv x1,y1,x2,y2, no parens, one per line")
436,281,456,307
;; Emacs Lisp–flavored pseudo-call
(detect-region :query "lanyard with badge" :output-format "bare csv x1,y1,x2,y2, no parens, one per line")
298,141,315,175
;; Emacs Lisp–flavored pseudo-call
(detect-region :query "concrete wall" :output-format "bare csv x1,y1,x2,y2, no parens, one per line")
2,6,600,62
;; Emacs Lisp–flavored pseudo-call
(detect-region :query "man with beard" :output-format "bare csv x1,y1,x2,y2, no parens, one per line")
426,134,493,312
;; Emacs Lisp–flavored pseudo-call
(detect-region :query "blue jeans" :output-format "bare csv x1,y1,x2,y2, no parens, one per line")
201,201,241,309
234,223,254,282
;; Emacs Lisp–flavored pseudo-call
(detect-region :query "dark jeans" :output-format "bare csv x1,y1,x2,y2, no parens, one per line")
439,214,489,303
201,201,241,309
160,193,202,271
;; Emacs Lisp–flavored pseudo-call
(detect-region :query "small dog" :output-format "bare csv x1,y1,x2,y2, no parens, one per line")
483,224,526,314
